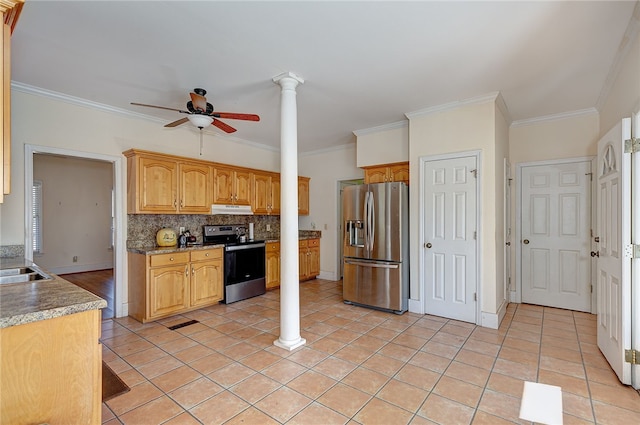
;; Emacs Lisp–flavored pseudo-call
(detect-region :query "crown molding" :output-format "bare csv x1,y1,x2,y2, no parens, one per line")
11,81,278,152
353,120,408,137
405,92,501,119
511,108,598,128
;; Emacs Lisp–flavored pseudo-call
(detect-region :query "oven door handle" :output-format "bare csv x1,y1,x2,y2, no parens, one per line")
225,242,266,252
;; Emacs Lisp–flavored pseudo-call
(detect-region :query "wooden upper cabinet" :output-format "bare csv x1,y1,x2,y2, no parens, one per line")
178,162,212,213
298,177,310,215
213,165,251,206
134,156,177,213
125,150,211,214
251,171,280,215
363,162,409,185
0,0,24,204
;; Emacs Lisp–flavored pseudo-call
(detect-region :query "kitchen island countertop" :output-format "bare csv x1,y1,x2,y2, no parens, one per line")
0,258,107,329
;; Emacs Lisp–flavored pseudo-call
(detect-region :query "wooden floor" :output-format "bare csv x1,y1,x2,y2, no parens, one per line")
60,269,114,319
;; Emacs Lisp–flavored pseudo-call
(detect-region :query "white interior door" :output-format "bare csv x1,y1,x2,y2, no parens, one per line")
632,112,640,389
521,161,592,312
596,118,631,385
423,155,477,323
505,159,512,300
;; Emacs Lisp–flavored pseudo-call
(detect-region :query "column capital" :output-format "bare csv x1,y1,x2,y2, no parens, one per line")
272,72,305,88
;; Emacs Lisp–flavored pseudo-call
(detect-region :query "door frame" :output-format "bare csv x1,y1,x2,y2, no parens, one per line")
24,144,125,318
419,150,481,324
515,156,595,312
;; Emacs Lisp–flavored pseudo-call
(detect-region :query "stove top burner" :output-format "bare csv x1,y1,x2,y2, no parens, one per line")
202,224,262,247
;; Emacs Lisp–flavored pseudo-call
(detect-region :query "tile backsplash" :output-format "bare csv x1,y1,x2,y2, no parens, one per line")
127,214,282,248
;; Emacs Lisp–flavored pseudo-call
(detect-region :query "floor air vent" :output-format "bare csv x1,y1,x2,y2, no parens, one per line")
166,319,199,330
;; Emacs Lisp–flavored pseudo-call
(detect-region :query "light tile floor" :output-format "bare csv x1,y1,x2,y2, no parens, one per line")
101,279,640,424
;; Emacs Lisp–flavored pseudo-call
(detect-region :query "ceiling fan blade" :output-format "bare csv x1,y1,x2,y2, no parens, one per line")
164,117,189,128
131,102,189,114
212,119,237,133
190,92,208,112
213,112,260,122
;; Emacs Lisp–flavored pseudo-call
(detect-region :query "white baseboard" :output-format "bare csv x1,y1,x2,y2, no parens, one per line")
481,300,508,329
49,262,113,275
318,271,339,281
408,299,424,314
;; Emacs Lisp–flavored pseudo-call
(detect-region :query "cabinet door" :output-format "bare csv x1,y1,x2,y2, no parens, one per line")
252,172,271,214
364,167,388,184
308,240,320,278
269,176,280,214
389,163,409,184
234,169,252,206
139,157,177,212
148,264,189,318
265,242,280,289
190,258,223,307
179,162,211,213
298,177,310,215
213,166,234,204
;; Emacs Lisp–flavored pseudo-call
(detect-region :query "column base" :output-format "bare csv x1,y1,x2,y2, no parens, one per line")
273,337,306,351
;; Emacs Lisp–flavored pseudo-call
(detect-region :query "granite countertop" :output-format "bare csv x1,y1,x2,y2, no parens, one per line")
128,231,322,254
0,258,107,329
128,243,225,255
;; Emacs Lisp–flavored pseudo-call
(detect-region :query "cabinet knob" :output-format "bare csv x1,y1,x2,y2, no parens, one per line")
185,267,189,276
170,257,174,261
205,253,209,257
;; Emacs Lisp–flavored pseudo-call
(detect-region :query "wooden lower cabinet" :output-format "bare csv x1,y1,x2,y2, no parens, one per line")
1,309,102,425
265,241,280,289
299,238,320,281
265,238,320,288
128,247,223,323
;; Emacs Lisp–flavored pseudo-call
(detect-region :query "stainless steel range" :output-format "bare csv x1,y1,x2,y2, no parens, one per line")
203,225,266,304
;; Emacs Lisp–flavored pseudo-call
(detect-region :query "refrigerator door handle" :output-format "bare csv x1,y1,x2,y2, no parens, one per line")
364,191,370,254
344,259,399,269
368,190,375,252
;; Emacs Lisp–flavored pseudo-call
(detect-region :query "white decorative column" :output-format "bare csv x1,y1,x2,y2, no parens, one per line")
272,72,306,351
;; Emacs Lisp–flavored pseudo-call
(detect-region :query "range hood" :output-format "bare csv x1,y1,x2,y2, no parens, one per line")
211,204,253,215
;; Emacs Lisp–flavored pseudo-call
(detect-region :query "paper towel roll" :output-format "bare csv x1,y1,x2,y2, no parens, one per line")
249,223,254,240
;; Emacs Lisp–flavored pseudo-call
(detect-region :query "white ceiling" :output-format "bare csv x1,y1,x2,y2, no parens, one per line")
11,1,638,153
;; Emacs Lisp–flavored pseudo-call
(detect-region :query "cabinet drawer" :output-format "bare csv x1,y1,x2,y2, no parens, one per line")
190,248,222,262
149,252,190,267
307,238,319,247
299,240,308,248
266,242,280,252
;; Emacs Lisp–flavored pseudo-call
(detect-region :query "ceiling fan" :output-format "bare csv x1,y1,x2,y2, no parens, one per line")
131,88,260,133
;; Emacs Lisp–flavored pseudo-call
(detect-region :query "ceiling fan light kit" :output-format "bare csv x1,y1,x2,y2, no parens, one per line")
187,114,213,129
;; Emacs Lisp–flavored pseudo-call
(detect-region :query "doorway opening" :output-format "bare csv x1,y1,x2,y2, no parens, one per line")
24,145,125,319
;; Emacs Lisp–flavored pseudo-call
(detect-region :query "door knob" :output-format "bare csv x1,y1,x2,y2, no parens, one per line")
523,239,530,244
591,251,599,257
424,242,432,249
505,242,511,246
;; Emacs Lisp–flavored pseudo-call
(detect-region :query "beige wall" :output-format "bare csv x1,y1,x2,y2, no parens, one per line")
355,122,408,167
408,99,502,320
1,90,281,247
509,111,600,165
299,144,362,280
494,104,510,314
33,154,113,273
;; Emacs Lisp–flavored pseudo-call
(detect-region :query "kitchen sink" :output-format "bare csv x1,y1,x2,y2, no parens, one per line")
0,266,53,285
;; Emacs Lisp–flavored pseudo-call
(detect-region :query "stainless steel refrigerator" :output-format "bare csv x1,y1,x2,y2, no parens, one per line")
342,182,409,313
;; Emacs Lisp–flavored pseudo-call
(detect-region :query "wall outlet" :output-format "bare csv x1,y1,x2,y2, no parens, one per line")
179,226,185,235
266,224,271,231
73,256,78,263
